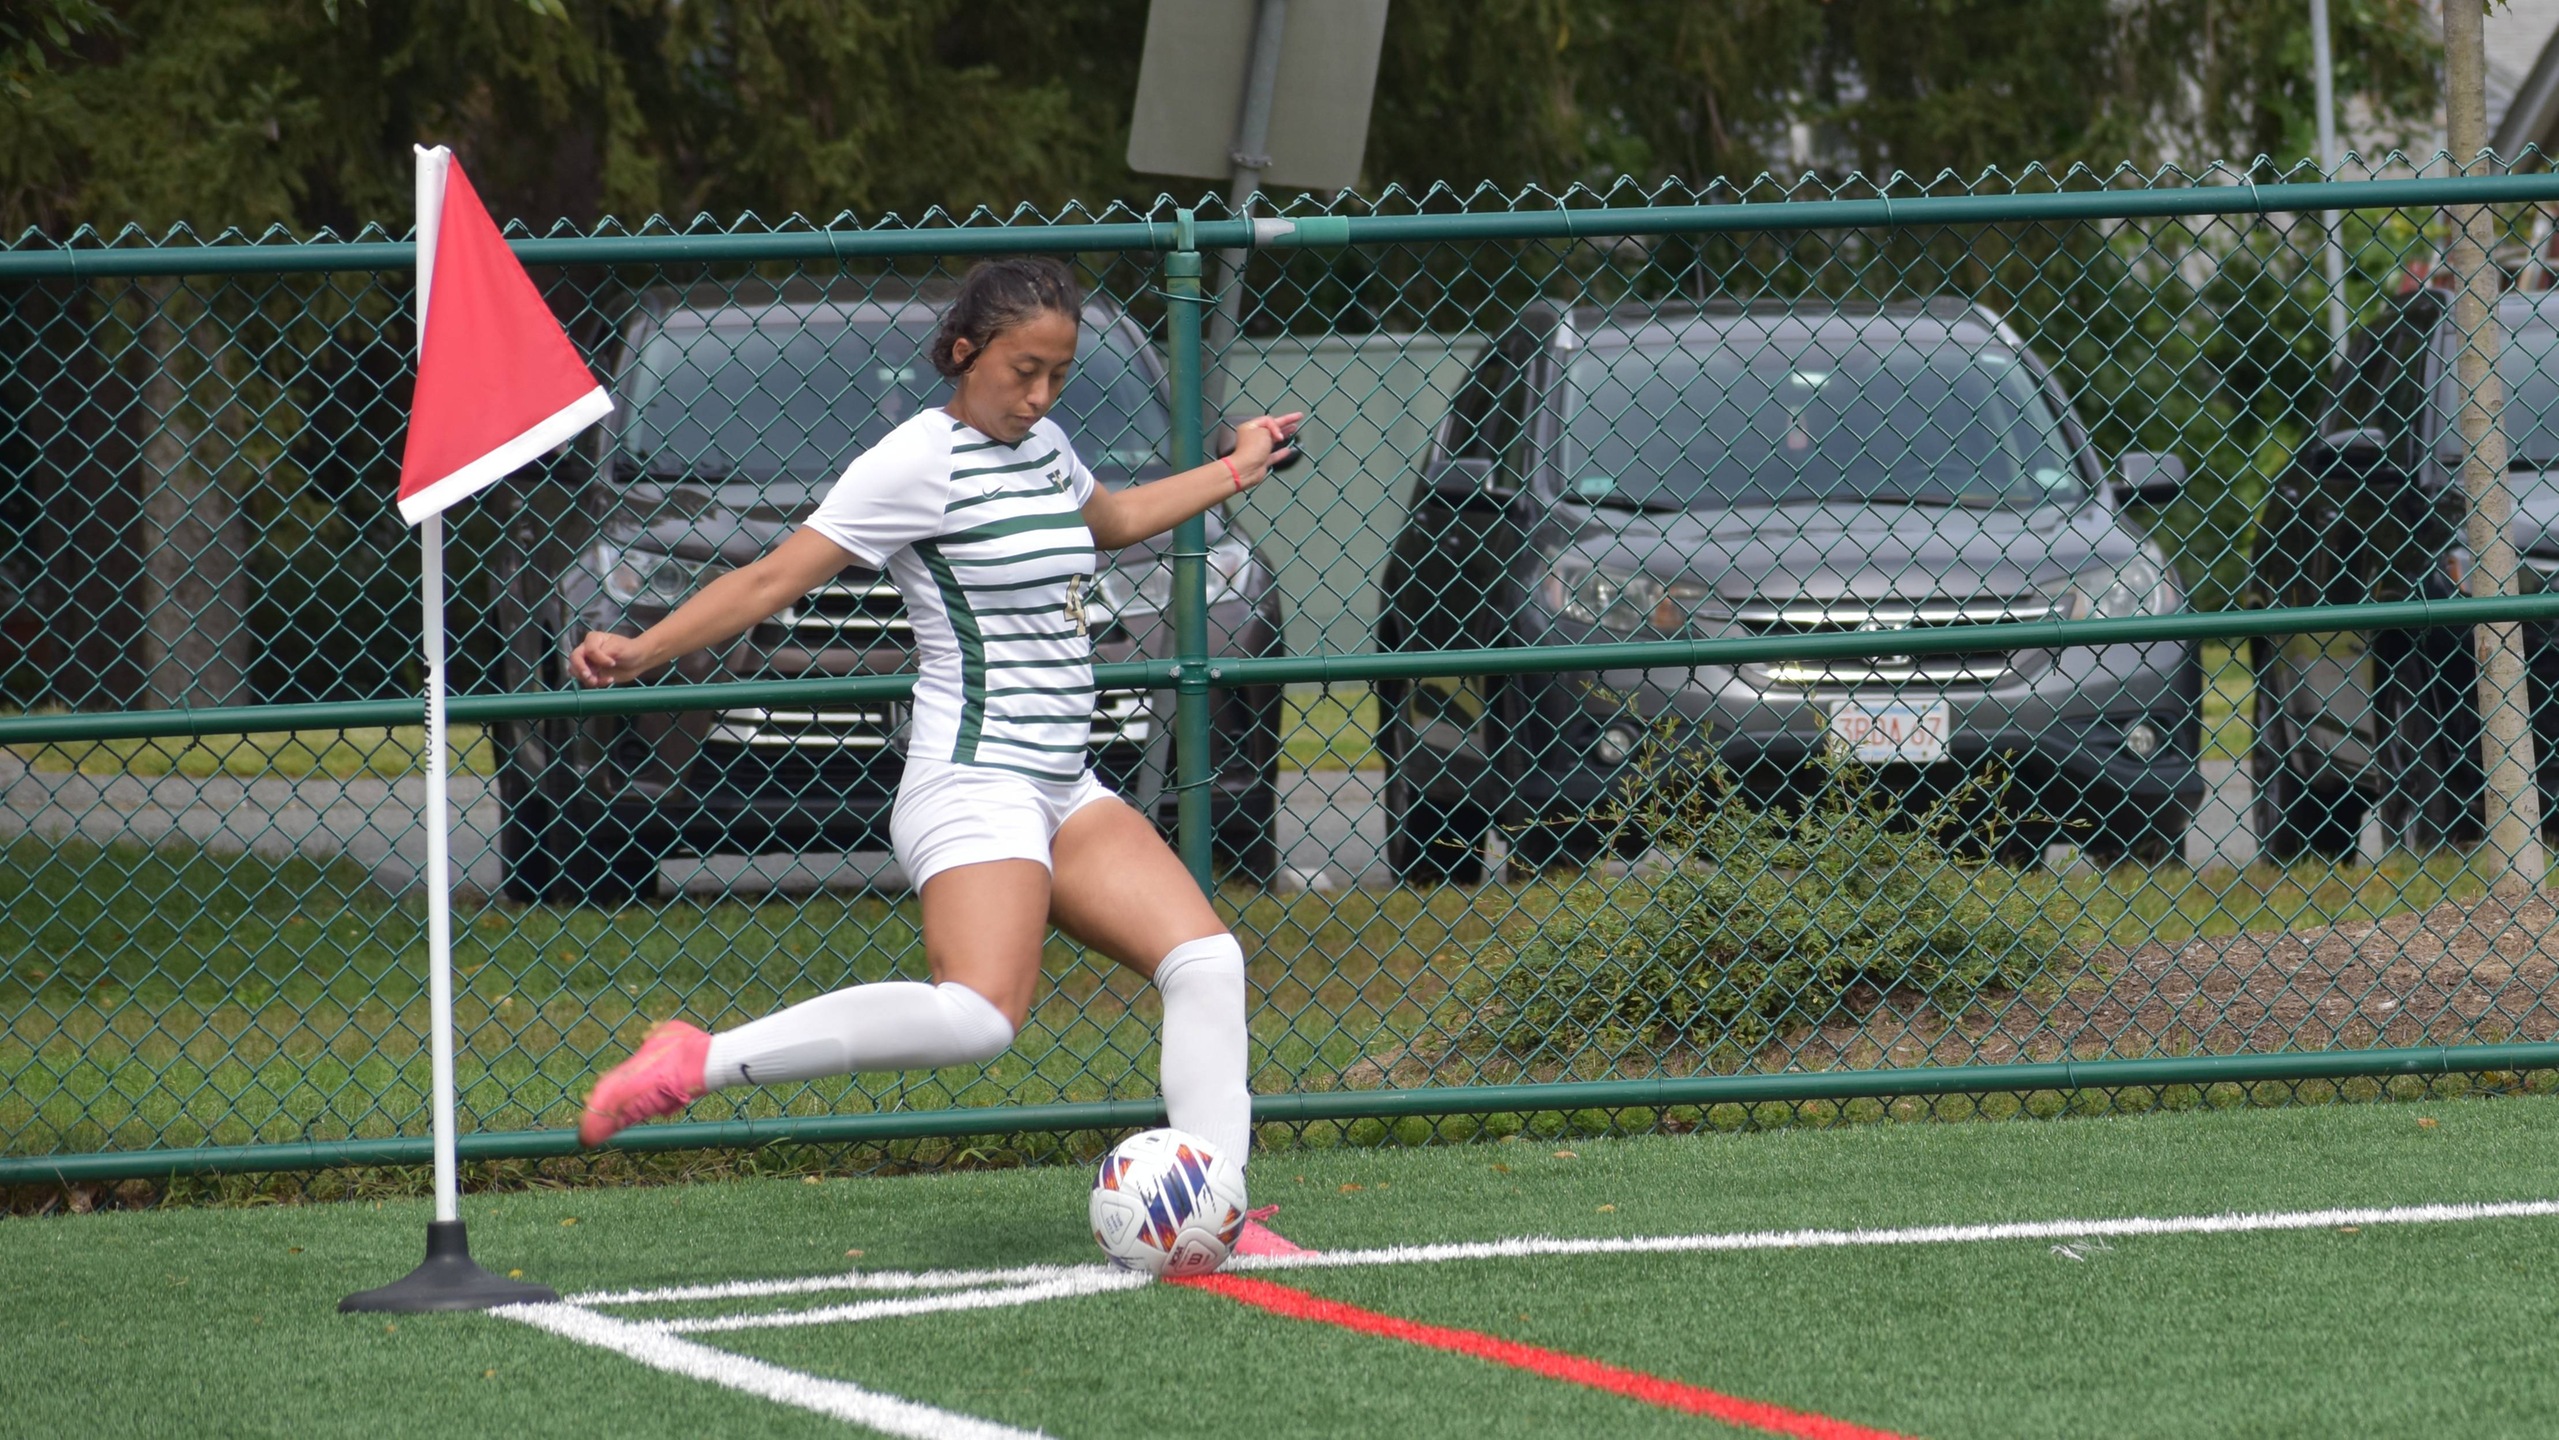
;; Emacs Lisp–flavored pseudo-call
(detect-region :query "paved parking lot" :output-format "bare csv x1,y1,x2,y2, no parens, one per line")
1,751,2289,899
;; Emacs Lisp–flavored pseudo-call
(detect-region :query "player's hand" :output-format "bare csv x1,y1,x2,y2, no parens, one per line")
1227,412,1304,486
569,629,657,687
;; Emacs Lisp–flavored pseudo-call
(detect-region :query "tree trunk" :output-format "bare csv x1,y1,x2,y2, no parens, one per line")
2444,0,2545,899
134,278,250,710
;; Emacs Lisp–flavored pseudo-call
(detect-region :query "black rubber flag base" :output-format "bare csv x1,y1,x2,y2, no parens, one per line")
340,1219,558,1313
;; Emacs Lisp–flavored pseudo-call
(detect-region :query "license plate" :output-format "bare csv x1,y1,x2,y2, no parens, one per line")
1826,699,1950,764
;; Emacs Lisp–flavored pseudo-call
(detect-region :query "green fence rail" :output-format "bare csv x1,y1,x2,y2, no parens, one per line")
10,162,2559,1187
8,592,2559,746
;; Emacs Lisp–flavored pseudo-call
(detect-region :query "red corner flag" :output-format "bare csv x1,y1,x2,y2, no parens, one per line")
396,145,611,525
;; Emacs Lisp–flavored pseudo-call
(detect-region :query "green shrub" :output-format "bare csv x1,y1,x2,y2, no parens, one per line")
1447,738,2066,1073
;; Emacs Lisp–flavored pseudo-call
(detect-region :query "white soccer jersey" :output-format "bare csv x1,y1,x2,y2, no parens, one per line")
802,410,1101,782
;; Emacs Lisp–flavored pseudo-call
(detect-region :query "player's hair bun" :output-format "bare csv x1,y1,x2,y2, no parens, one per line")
930,257,1082,378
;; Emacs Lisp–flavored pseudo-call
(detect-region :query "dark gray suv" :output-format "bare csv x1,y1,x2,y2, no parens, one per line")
489,287,1285,903
1377,299,2202,880
2247,286,2559,859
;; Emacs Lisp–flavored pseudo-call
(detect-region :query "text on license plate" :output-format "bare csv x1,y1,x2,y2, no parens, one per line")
1826,700,1950,764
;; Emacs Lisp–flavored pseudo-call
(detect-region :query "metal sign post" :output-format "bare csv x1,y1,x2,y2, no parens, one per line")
1128,0,1389,411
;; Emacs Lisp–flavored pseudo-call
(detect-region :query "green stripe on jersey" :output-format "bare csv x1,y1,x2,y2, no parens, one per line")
950,436,1009,454
942,543,1094,569
952,570,1092,595
944,483,1070,515
916,539,986,764
948,449,1059,482
942,510,1087,545
982,655,1094,670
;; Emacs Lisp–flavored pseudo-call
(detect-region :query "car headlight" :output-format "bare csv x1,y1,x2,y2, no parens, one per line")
592,543,726,608
1095,539,1259,620
2065,548,2180,620
1538,556,1713,634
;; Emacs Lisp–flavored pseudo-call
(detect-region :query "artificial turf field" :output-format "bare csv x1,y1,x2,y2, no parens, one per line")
13,1098,2559,1438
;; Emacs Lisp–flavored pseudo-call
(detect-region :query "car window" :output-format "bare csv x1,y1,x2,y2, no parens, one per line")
2490,323,2559,471
2330,309,2432,452
617,315,1168,482
1558,337,2085,509
1444,345,1527,465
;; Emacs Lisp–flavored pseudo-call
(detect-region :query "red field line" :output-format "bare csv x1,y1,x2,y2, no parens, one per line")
1173,1272,1911,1440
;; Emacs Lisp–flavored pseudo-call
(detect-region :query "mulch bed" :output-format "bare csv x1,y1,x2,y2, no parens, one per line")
1353,893,2559,1089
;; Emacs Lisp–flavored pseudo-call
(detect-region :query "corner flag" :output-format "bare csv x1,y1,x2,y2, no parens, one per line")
344,145,608,1314
396,146,612,524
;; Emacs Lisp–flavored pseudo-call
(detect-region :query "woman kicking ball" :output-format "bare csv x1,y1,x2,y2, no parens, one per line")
569,257,1300,1253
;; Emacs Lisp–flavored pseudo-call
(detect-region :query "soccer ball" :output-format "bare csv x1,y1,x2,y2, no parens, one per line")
1089,1128,1248,1277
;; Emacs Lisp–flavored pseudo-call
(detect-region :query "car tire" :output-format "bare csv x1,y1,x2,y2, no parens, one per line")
2250,653,2368,862
1387,786,1491,885
550,807,662,907
496,725,661,905
495,741,560,905
2081,827,2181,868
1377,678,1491,885
1503,812,1621,877
2252,745,2366,864
2375,708,2468,852
1215,780,1280,886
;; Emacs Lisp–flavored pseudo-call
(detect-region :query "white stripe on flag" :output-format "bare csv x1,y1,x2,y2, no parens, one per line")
397,384,611,525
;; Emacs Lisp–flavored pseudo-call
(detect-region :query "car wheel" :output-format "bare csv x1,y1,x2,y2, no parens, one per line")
1503,812,1619,878
2375,689,2471,852
1215,775,1280,885
1374,689,1485,885
2262,695,2354,864
1386,785,1490,884
495,736,560,905
2081,827,2181,868
551,806,662,907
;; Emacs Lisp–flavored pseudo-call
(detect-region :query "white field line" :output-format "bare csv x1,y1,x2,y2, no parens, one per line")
571,1196,2559,1309
571,1261,1104,1308
1230,1197,2559,1274
500,1302,1045,1440
659,1271,1150,1335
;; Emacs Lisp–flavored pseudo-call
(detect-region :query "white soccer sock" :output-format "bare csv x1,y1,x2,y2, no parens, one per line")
700,980,1016,1090
1155,933,1252,1164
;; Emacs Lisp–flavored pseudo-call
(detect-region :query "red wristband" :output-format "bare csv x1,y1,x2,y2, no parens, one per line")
1221,454,1244,492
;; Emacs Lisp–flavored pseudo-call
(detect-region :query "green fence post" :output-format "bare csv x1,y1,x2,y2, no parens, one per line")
1165,211,1214,893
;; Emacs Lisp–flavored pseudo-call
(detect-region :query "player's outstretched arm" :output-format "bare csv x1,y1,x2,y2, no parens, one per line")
569,527,855,686
1082,411,1303,550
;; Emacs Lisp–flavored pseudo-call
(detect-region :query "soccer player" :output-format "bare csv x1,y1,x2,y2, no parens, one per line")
567,257,1300,1254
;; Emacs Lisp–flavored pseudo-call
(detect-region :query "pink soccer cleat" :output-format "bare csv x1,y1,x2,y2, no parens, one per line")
578,1020,711,1146
1233,1204,1313,1258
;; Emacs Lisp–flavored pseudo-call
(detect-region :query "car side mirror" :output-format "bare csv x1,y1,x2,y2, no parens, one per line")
2113,451,2187,504
1424,454,1501,501
2304,427,2398,485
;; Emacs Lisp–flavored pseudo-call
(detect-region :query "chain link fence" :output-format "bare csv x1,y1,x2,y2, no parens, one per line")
10,160,2559,1187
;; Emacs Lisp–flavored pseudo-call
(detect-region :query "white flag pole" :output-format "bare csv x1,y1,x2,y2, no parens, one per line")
340,143,555,1311
421,509,460,1225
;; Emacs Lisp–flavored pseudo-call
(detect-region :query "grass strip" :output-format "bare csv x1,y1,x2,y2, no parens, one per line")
11,1097,2559,1438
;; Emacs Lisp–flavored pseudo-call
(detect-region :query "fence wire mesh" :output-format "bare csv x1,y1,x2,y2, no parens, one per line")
11,160,2559,1185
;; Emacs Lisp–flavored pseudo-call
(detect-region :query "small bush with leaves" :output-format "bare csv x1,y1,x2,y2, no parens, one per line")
1447,732,2065,1075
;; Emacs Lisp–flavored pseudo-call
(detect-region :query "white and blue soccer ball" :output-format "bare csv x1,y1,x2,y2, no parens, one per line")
1089,1127,1248,1277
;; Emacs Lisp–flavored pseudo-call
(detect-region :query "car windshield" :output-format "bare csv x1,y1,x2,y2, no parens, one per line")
1559,337,2086,509
616,314,1169,482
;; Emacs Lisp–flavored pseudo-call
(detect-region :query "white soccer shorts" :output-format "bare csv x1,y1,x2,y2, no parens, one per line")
889,758,1119,890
